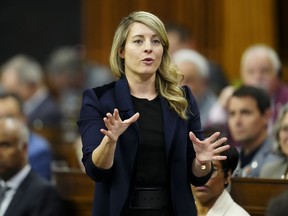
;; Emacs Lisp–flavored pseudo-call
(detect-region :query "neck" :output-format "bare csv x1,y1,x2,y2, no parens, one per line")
126,75,157,100
195,198,216,216
242,132,267,155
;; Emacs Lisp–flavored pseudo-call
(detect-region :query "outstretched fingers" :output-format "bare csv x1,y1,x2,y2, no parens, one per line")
123,112,140,124
212,144,230,161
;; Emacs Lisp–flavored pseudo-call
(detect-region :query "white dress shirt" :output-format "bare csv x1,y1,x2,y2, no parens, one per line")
0,165,31,216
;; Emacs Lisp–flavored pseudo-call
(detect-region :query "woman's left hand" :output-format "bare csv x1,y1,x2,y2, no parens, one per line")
189,131,229,164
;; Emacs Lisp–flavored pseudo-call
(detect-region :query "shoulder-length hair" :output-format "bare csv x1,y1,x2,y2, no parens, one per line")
273,104,288,155
109,11,188,119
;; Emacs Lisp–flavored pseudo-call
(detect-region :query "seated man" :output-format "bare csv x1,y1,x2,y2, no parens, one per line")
227,86,277,177
172,48,218,130
0,118,62,215
0,92,52,180
192,144,250,216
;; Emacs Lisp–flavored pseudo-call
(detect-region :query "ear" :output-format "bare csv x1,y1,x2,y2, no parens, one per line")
118,48,125,59
226,170,232,185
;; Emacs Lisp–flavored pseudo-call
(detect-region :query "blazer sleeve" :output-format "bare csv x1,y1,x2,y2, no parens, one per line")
77,88,113,182
183,86,213,185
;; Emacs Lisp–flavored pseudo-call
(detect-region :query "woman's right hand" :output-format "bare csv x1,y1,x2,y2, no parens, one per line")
100,108,140,143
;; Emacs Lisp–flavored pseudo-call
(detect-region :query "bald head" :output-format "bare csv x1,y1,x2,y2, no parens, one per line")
0,118,29,181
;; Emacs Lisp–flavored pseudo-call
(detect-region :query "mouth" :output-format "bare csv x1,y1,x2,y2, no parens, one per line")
194,185,209,191
142,57,154,64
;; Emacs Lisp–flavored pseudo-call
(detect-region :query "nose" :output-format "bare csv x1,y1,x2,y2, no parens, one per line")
144,41,152,53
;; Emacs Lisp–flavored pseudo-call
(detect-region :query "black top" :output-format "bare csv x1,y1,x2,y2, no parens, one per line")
132,95,168,187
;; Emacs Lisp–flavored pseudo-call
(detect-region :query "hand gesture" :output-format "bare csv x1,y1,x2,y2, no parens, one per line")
189,131,229,164
100,109,140,143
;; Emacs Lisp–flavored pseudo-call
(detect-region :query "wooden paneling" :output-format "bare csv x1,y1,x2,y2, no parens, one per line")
53,168,94,216
82,0,278,83
221,0,277,82
230,178,288,216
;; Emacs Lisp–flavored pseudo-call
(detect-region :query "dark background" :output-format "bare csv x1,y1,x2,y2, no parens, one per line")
0,0,81,66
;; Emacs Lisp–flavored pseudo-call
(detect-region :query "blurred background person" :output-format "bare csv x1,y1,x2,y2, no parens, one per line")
0,54,63,133
241,45,288,122
172,48,217,131
166,22,228,96
260,104,288,179
209,44,288,127
227,86,276,177
265,190,288,216
45,45,114,144
0,118,62,216
192,144,250,216
0,92,52,181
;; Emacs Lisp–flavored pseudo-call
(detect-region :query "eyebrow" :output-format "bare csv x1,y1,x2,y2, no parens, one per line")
131,34,159,39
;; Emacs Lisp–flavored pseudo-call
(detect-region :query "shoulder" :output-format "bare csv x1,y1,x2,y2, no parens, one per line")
22,171,54,191
260,157,286,177
222,191,250,216
91,81,116,99
228,203,250,216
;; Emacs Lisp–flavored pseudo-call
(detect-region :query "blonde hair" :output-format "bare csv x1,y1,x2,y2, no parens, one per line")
109,11,188,119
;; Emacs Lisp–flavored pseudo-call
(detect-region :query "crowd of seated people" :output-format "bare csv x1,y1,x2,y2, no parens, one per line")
0,28,288,215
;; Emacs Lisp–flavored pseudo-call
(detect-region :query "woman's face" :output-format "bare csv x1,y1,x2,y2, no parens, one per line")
192,161,230,207
119,22,164,81
279,112,288,156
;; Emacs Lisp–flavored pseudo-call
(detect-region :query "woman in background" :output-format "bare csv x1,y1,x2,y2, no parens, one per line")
260,104,288,179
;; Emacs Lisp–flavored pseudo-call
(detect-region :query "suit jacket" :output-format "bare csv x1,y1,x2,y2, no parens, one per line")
78,77,212,216
26,93,62,130
233,137,277,177
260,156,288,179
4,170,62,216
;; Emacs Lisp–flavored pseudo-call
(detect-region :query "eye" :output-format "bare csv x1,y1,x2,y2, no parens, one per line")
0,142,13,148
152,39,161,44
133,40,143,44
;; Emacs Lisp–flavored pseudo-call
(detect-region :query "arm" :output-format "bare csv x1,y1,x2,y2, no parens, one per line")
92,109,139,169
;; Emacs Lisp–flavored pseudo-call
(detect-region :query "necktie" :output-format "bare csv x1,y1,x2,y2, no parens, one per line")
0,184,10,207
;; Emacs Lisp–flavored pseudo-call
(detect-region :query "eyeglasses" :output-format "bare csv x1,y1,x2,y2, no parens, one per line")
211,168,224,179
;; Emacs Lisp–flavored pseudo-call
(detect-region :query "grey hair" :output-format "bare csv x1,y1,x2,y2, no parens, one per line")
1,54,43,86
241,44,281,75
172,48,209,78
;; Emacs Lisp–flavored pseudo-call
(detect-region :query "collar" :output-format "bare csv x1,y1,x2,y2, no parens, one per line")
0,165,31,190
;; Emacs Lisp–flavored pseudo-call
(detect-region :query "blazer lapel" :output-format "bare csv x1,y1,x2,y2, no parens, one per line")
4,171,31,216
115,77,138,128
160,97,179,157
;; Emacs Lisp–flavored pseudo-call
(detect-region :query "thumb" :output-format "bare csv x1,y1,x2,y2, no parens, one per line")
189,131,200,144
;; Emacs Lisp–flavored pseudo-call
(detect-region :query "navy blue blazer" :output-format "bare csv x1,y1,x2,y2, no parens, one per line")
78,77,212,216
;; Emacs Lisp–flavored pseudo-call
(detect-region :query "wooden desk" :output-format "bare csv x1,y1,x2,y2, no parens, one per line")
230,178,288,216
53,168,94,216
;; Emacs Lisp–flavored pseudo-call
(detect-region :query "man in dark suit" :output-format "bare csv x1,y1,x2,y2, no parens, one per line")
0,92,52,181
0,117,62,216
